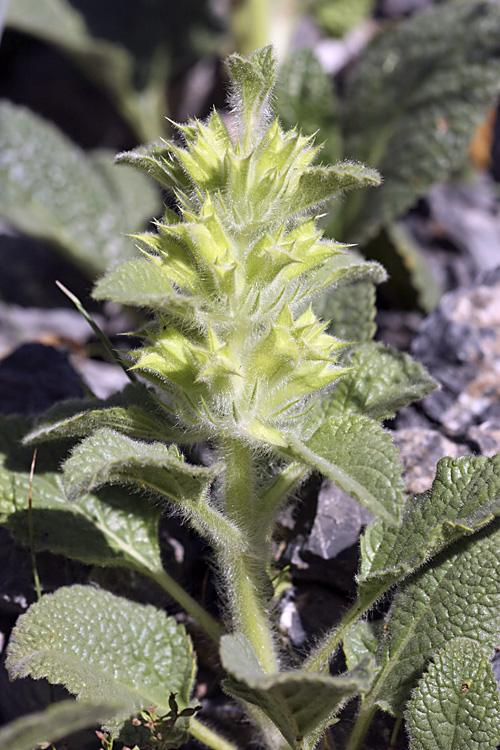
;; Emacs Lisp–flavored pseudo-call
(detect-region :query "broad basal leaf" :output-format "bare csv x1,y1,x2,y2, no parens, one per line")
358,454,500,605
313,279,377,345
0,102,159,276
343,620,381,672
61,428,217,504
0,416,165,577
0,700,123,750
406,638,500,750
342,1,500,241
319,342,437,421
220,633,375,750
368,520,500,716
6,585,196,741
288,415,404,524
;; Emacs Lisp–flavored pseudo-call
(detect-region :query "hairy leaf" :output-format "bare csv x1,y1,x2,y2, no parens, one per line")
370,520,500,716
0,701,122,750
220,633,375,750
406,638,500,750
359,454,500,604
319,342,438,421
61,428,217,504
342,1,500,241
275,48,342,165
6,585,196,739
0,417,166,576
343,620,381,672
288,415,404,523
313,279,377,344
0,102,158,276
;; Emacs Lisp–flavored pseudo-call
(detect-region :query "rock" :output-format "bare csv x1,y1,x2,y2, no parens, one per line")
393,428,468,495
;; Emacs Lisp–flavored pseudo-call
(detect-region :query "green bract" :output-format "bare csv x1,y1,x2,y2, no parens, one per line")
5,44,500,750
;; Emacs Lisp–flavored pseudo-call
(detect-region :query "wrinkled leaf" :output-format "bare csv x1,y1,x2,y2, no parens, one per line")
343,620,381,672
6,585,196,741
313,279,377,344
406,638,500,750
275,48,342,164
220,633,374,750
0,102,159,276
288,415,404,524
319,342,438,421
0,700,122,750
369,520,500,716
61,428,217,504
359,453,500,605
342,1,500,241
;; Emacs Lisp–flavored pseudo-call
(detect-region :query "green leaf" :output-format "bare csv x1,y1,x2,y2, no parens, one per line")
0,700,122,750
359,454,500,605
319,342,438,421
406,638,500,750
293,163,381,218
0,102,158,276
343,620,381,672
5,585,196,740
0,417,165,576
115,140,192,192
342,1,500,241
275,48,342,164
288,415,404,524
226,46,277,143
220,633,375,750
313,0,375,37
314,279,377,344
61,428,217,504
5,0,167,141
369,520,500,716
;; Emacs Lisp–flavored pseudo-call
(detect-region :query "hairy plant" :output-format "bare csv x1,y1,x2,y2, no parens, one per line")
3,46,500,750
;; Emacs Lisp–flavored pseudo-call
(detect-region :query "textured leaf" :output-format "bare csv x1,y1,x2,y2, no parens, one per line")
5,0,167,141
313,0,374,37
288,415,404,523
23,383,202,446
343,620,381,672
0,700,122,750
319,342,438,421
293,163,380,217
369,520,500,716
6,585,196,739
406,638,500,750
0,102,158,276
358,454,500,605
314,279,377,344
61,428,217,503
275,48,342,165
220,633,374,750
0,417,165,576
342,1,500,241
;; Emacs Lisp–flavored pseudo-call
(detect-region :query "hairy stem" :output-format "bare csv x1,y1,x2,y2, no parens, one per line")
345,703,378,750
189,717,242,750
303,598,372,673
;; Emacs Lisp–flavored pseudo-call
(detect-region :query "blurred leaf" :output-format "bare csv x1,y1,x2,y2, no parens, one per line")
406,638,500,750
312,0,375,37
275,47,342,164
0,102,160,276
5,0,168,140
386,221,442,312
342,1,500,242
0,700,122,750
6,585,196,742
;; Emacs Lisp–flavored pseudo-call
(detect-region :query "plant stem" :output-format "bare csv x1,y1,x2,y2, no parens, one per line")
189,717,241,750
303,597,371,673
220,437,278,673
255,460,308,534
150,568,221,644
345,703,378,750
28,448,42,600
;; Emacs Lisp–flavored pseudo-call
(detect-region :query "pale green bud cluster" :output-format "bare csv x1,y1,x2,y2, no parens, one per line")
95,46,382,447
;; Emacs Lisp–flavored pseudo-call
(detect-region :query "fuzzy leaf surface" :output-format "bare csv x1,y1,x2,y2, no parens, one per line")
0,701,122,750
343,620,381,672
0,417,165,576
5,585,195,739
359,454,500,604
0,102,157,276
369,521,500,716
406,638,500,750
61,428,216,504
220,633,375,750
313,279,377,344
288,415,404,523
342,1,500,241
319,343,438,421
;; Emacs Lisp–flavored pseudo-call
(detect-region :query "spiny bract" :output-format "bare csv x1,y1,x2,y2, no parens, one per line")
94,46,384,448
